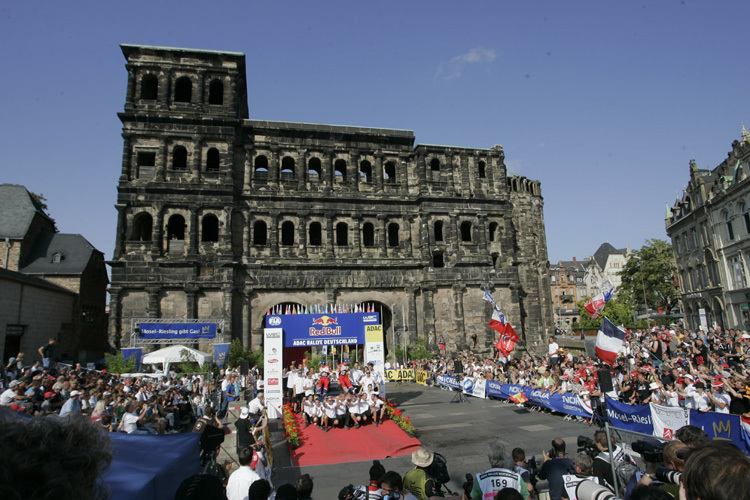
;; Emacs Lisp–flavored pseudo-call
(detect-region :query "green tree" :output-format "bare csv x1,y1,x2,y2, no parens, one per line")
618,239,678,314
227,338,263,370
104,351,136,374
396,337,431,360
577,295,643,330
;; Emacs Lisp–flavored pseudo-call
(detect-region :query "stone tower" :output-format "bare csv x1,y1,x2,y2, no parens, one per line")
108,44,554,355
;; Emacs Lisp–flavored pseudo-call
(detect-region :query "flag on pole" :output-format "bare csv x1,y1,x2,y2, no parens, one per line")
488,305,507,334
482,287,495,305
595,317,626,365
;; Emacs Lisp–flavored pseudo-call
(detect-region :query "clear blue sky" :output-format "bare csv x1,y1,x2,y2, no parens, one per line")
2,1,749,264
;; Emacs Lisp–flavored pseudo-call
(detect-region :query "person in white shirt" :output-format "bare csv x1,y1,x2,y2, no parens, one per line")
350,363,364,392
225,447,260,500
302,373,315,398
293,370,305,413
380,471,419,500
334,393,350,429
349,393,370,428
689,382,711,412
370,393,385,427
548,336,560,366
321,396,337,432
708,380,731,413
247,393,265,419
302,394,318,428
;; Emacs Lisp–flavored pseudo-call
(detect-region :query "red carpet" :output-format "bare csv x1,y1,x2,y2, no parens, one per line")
289,413,422,467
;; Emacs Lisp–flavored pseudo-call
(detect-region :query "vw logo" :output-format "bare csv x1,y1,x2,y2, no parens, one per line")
268,316,281,326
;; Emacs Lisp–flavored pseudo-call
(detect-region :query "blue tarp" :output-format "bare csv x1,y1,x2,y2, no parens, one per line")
103,432,200,500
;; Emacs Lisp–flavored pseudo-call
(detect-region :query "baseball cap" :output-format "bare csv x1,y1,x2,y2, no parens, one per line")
70,390,81,397
9,380,21,388
712,380,724,388
649,382,659,390
240,407,249,419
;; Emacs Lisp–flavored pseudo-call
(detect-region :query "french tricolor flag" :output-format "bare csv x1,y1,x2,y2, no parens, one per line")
595,317,626,365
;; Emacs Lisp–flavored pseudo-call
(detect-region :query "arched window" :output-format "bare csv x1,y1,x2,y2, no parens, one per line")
743,203,750,234
489,222,499,242
201,214,219,242
362,223,375,247
334,159,347,182
726,211,735,241
388,223,399,247
281,156,295,181
206,148,220,172
208,79,224,105
309,222,322,246
253,221,267,245
141,74,158,100
336,222,348,246
281,221,295,246
435,221,444,242
430,158,440,172
360,160,372,183
478,160,486,179
131,213,152,241
461,221,473,242
172,146,188,170
254,155,269,181
167,214,185,240
308,157,322,178
174,77,192,103
384,161,396,183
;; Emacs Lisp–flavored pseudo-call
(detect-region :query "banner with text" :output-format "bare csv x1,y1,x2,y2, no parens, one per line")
462,377,486,398
365,324,386,398
138,322,217,340
213,343,230,369
385,369,415,381
650,404,689,440
605,398,654,435
415,370,429,386
265,312,380,347
436,374,460,390
263,328,284,419
690,410,747,451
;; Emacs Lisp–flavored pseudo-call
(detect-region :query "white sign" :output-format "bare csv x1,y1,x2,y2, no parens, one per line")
263,328,284,419
699,308,708,332
365,324,386,398
650,403,688,440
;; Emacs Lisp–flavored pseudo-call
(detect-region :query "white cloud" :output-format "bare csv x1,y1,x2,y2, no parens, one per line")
434,47,498,81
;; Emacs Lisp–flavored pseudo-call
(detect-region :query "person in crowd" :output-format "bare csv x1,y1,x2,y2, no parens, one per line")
318,360,332,396
59,389,83,417
236,407,257,454
674,425,709,447
349,392,370,428
370,392,386,426
561,452,597,500
381,471,419,500
403,448,441,500
37,338,55,369
192,405,224,435
302,394,319,428
174,475,227,500
226,446,261,500
247,392,265,420
680,441,750,500
356,460,386,499
548,337,560,366
511,448,534,498
295,473,314,500
470,440,530,499
274,483,298,500
539,438,574,500
0,380,31,406
592,429,627,491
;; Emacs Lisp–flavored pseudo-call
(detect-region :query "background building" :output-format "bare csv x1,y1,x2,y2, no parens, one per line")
108,45,554,355
583,242,631,298
549,258,586,331
0,184,108,364
666,127,750,331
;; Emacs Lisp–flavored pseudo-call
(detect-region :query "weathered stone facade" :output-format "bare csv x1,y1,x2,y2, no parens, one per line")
108,44,554,354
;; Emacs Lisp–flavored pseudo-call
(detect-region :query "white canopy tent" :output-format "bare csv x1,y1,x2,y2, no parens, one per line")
141,345,212,374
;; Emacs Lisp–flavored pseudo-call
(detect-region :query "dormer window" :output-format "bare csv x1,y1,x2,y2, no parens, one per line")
52,252,63,264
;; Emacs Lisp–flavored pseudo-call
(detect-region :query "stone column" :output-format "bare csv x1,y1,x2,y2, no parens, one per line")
114,204,127,259
325,217,334,258
192,140,203,182
404,216,413,255
452,284,466,342
325,288,337,309
399,153,410,193
244,215,252,262
185,284,199,318
108,288,122,349
423,287,436,344
379,215,388,257
244,148,254,190
242,288,253,348
353,216,362,258
451,215,461,257
221,286,234,341
152,208,165,258
323,149,333,192
157,140,169,181
270,212,280,257
460,153,470,193
220,207,232,257
406,287,418,343
270,146,280,188
124,68,135,111
196,70,205,107
350,151,359,191
416,153,427,195
297,149,307,192
188,205,199,258
120,133,132,181
374,151,384,192
478,214,488,253
146,286,161,318
298,212,308,258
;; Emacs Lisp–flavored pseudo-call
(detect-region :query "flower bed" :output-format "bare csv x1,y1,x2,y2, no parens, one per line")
282,403,300,448
384,399,415,436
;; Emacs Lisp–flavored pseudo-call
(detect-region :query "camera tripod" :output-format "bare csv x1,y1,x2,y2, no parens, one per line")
450,388,470,403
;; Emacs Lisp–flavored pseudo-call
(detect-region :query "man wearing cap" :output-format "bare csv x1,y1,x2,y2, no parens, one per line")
236,407,257,455
59,390,82,417
0,380,30,406
689,382,711,412
403,448,440,500
707,380,730,413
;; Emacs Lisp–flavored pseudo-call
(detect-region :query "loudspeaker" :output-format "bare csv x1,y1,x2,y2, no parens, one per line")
240,360,249,376
597,369,614,393
454,360,463,374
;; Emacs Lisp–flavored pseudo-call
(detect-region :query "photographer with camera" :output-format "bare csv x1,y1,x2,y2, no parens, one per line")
539,438,574,500
636,440,688,499
622,439,664,500
561,452,598,500
404,448,442,500
470,440,530,499
592,430,635,495
512,448,536,498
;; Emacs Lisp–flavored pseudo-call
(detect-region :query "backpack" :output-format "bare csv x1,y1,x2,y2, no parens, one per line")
339,484,367,500
429,452,451,486
614,456,638,494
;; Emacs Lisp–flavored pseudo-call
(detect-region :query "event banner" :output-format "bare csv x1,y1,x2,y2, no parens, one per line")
462,378,486,398
121,347,142,371
689,410,748,451
650,403,689,440
415,370,429,386
436,374,460,389
263,328,284,419
265,312,380,347
213,343,230,369
385,369,415,381
606,398,654,435
364,324,386,397
138,322,217,340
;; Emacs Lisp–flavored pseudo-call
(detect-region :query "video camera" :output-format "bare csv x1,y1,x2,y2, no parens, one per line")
631,439,664,464
524,456,539,488
577,435,598,458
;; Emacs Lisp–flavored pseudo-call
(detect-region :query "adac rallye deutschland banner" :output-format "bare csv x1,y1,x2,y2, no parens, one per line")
265,312,380,347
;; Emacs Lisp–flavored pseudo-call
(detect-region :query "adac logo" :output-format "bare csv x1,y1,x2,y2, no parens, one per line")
312,315,338,327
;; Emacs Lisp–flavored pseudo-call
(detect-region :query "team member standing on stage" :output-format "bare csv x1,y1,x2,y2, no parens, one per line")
350,362,364,393
317,360,332,396
370,393,385,427
338,359,354,394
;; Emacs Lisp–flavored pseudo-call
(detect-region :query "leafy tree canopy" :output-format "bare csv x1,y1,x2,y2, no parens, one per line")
618,239,678,314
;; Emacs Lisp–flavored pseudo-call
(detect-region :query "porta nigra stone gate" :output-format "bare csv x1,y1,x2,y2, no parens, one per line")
108,44,554,355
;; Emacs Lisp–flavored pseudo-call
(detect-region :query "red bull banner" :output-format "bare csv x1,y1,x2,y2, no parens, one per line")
266,312,380,347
